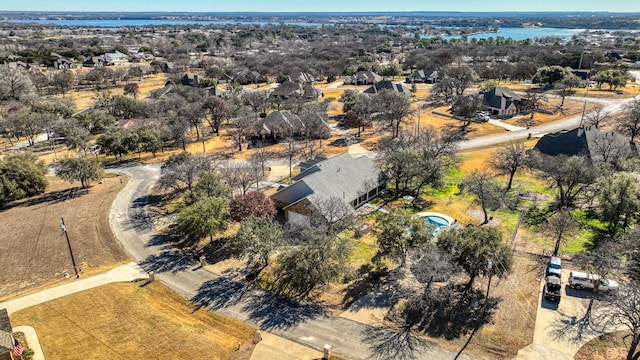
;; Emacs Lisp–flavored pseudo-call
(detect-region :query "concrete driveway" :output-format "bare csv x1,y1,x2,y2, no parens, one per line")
517,269,608,360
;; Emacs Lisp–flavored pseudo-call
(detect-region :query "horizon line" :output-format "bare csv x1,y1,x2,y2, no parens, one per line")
1,10,639,14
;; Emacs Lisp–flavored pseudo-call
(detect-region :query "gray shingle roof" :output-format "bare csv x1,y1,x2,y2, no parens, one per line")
270,81,304,97
363,80,412,94
533,126,634,161
483,87,521,111
272,152,385,211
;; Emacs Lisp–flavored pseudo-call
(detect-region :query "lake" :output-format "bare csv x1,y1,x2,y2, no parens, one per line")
2,19,635,41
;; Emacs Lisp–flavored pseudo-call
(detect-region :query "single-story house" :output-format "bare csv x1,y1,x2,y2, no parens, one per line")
345,71,383,85
532,126,637,163
289,71,315,84
271,152,387,225
83,56,110,67
255,111,330,139
104,51,129,63
270,81,320,100
405,69,438,84
51,58,77,70
363,80,412,95
483,87,522,116
232,69,266,85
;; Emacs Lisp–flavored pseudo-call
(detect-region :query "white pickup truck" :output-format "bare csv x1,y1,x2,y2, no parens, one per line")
568,271,619,292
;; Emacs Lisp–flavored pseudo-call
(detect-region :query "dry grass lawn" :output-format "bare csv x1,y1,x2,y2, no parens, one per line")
575,331,631,360
0,176,129,298
10,281,257,360
64,72,168,111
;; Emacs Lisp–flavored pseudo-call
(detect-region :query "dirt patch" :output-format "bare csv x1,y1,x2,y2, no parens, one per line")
0,176,129,297
466,209,502,226
10,281,257,360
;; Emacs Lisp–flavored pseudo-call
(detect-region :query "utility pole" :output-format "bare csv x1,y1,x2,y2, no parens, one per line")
60,217,80,278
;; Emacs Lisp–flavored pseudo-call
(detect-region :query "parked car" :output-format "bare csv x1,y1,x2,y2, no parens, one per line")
568,271,619,292
546,256,562,278
543,276,562,302
475,112,490,122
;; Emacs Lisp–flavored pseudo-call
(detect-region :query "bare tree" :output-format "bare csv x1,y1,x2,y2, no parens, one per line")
584,106,610,129
228,109,255,152
310,197,355,235
283,137,299,179
219,162,257,195
617,98,640,142
250,140,273,177
596,283,640,360
460,171,504,225
373,90,413,139
202,95,227,136
542,209,578,256
530,153,597,209
488,142,528,191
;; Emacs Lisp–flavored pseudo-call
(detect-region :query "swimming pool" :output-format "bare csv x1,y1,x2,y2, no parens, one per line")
415,212,455,233
423,215,451,227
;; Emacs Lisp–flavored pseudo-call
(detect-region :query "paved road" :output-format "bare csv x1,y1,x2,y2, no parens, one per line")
457,91,638,151
108,164,472,360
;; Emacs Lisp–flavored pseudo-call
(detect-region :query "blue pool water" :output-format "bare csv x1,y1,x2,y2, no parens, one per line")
422,215,450,230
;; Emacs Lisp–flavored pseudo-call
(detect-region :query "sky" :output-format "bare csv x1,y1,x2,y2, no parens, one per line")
1,0,640,13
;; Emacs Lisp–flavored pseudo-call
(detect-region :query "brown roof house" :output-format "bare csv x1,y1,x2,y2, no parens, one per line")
483,87,522,116
271,152,386,226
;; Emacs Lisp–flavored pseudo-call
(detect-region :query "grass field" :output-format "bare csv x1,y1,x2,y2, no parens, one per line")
0,176,129,298
10,281,258,360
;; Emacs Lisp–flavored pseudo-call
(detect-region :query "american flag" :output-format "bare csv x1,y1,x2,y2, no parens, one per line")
13,338,23,357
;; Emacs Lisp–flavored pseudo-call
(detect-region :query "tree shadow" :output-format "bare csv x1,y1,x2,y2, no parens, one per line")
241,291,325,331
548,308,604,344
341,269,389,310
3,187,85,210
198,236,235,264
191,277,253,311
124,195,154,232
412,284,500,340
138,250,192,274
190,276,324,331
362,324,430,360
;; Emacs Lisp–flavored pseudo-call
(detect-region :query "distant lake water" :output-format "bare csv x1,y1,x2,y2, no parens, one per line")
440,27,637,41
2,19,637,40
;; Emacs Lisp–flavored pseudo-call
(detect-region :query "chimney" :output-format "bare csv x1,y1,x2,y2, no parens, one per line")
577,127,584,137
